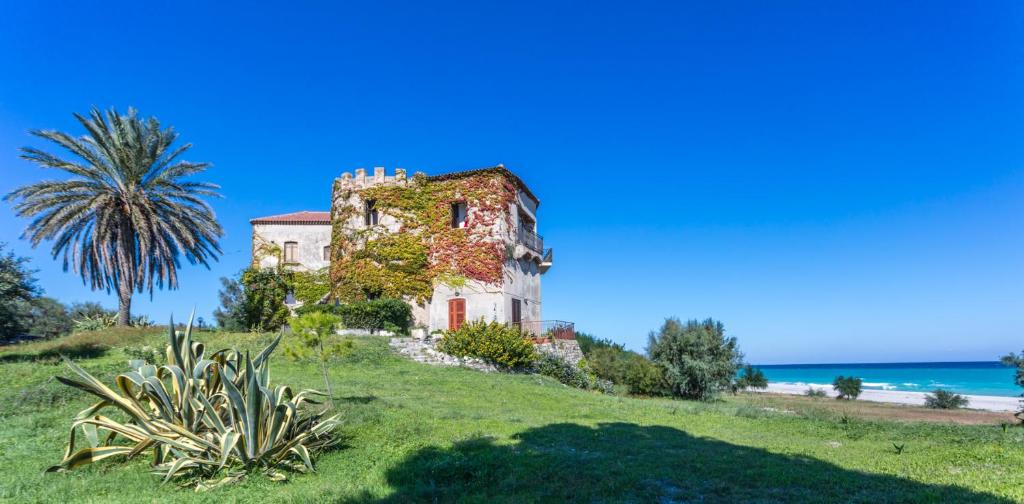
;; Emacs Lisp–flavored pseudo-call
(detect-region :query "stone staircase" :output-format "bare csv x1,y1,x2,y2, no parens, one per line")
388,337,498,372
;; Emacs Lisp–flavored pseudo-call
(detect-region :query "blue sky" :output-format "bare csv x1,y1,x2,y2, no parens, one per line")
1,1,1021,364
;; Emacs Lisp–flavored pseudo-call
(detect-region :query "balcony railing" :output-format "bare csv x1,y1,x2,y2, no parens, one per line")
508,320,575,341
517,226,544,254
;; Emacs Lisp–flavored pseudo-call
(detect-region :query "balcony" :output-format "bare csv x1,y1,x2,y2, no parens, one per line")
517,226,544,254
508,320,575,342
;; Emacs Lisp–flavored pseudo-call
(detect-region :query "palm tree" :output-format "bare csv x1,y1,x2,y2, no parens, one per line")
4,107,223,326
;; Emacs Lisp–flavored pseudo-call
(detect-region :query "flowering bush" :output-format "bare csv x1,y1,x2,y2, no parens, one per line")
437,320,537,369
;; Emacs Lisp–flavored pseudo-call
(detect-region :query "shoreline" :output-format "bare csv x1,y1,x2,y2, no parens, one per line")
760,382,1020,413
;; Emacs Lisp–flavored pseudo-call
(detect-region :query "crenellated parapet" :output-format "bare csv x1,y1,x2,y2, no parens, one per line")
336,166,409,191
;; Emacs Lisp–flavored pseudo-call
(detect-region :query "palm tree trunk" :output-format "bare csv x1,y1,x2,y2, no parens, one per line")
115,219,134,326
117,279,132,326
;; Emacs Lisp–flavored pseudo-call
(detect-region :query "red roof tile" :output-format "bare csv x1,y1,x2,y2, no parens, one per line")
250,211,331,225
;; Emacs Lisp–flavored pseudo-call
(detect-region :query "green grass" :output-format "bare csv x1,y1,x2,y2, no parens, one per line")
1,329,1023,503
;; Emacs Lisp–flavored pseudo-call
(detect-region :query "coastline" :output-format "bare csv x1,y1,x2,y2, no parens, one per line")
760,382,1020,413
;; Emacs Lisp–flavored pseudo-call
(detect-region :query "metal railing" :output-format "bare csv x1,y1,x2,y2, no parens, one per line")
508,320,575,340
517,226,544,254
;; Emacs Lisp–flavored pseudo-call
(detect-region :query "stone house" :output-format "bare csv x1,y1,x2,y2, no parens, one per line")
250,165,569,338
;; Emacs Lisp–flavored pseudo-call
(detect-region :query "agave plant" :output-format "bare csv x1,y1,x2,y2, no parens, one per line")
47,312,341,488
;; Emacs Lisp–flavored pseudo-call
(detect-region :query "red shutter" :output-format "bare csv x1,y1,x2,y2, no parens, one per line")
448,299,466,330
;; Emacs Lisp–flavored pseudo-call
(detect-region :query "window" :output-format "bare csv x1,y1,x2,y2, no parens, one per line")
364,199,379,226
451,202,467,229
511,299,522,325
323,246,331,261
283,241,298,263
448,298,466,331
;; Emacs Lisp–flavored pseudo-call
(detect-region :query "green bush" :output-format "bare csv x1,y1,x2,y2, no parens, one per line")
805,387,828,398
621,355,670,396
646,318,744,401
578,336,671,397
833,376,863,400
575,332,625,354
296,298,412,334
437,320,537,369
73,312,116,332
534,354,612,393
735,364,768,391
123,344,163,364
924,389,969,409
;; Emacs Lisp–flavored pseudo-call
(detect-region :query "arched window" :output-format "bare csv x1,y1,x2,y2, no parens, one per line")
323,246,331,261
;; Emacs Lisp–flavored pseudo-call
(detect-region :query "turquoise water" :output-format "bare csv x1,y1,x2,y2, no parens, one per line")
754,361,1021,398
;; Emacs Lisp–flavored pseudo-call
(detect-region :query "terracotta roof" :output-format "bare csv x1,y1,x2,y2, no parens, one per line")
250,211,331,225
428,165,540,206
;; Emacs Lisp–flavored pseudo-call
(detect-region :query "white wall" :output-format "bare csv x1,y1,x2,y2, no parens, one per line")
252,223,332,271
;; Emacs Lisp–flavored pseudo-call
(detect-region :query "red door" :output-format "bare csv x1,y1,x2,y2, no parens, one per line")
448,298,466,330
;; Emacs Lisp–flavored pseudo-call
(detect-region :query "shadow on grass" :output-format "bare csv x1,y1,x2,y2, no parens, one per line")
0,341,108,363
354,422,1011,503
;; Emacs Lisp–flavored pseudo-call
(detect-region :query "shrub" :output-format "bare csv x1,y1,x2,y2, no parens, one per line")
581,339,670,397
805,387,828,398
73,312,116,332
646,318,743,401
735,364,768,391
47,315,341,488
130,315,154,328
68,301,117,322
833,376,863,400
123,344,162,364
924,389,969,410
534,354,611,393
437,320,537,369
296,299,412,334
575,332,625,355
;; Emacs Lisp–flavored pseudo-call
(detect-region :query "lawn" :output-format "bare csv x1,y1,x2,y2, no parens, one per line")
1,329,1022,503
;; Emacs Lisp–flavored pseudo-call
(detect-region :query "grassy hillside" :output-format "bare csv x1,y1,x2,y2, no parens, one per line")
1,329,1022,503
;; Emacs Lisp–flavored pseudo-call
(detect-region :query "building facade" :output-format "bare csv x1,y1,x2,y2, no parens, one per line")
250,165,554,333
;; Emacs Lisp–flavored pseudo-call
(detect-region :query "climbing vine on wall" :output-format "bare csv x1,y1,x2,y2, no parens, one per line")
252,231,330,305
330,170,517,303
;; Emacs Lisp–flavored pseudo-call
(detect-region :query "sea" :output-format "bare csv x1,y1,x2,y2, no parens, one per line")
754,361,1021,398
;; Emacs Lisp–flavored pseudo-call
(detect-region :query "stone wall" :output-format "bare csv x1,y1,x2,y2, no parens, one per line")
535,339,584,367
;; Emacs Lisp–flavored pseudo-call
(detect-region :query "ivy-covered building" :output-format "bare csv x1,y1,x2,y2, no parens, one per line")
251,165,555,334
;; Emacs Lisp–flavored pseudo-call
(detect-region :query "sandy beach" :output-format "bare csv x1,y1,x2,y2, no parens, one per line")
761,382,1020,413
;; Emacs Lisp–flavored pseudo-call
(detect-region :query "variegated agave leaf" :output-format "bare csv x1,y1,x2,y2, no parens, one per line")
47,316,341,488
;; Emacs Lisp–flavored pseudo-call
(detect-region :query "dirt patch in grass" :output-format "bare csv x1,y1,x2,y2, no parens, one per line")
734,393,1017,425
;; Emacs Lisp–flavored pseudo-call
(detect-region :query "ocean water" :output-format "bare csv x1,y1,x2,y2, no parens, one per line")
754,361,1021,398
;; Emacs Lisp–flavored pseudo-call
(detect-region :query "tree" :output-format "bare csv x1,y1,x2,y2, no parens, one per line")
286,312,350,406
646,318,743,401
1000,351,1024,422
0,243,41,339
213,275,247,331
924,389,969,410
26,297,73,339
4,107,223,326
833,376,863,400
735,364,768,391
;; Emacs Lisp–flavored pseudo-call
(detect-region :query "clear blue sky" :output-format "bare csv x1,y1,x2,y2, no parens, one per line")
1,1,1021,364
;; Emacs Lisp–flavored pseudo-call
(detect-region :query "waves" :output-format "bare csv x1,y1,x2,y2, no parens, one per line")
754,362,1020,397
